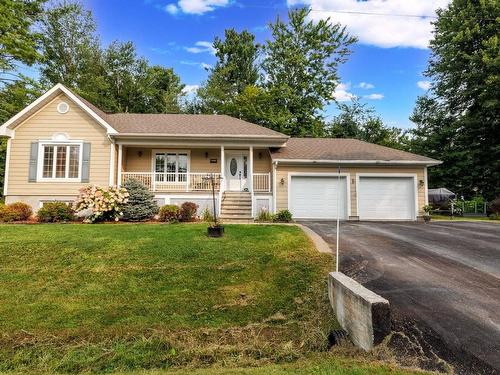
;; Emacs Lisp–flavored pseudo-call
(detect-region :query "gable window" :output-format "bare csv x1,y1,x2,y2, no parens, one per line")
39,143,82,181
154,151,189,182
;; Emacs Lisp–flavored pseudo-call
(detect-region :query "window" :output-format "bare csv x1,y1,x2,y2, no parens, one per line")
154,151,189,182
40,143,81,180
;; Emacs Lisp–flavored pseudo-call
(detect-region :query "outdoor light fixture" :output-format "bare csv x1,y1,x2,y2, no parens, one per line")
138,151,143,157
419,179,424,187
205,152,209,159
280,178,285,185
258,152,262,159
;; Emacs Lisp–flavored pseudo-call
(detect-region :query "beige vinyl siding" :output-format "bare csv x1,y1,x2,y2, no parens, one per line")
253,149,271,173
124,147,222,174
7,93,111,196
275,165,426,216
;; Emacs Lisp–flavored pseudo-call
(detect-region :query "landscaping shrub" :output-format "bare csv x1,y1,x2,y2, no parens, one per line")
158,205,180,223
73,185,129,223
201,207,215,223
121,179,159,221
274,209,293,223
256,208,274,222
37,202,75,223
179,201,198,222
0,202,32,222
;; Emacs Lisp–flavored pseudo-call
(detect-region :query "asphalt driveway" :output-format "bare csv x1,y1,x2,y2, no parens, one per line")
301,221,500,375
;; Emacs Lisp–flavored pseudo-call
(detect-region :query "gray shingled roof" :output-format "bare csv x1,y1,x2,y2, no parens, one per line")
271,138,440,163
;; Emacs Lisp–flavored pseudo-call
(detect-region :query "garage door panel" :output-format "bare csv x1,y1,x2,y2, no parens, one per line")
290,176,347,219
358,177,415,220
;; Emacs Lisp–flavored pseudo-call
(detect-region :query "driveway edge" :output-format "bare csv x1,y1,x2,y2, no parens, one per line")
296,224,333,254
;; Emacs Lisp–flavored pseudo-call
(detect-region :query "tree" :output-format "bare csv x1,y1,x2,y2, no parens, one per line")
328,98,407,149
121,179,159,221
40,1,101,89
197,29,259,115
263,8,356,136
0,0,45,85
409,0,499,200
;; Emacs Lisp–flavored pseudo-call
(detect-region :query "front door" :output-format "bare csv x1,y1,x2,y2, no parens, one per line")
226,154,248,191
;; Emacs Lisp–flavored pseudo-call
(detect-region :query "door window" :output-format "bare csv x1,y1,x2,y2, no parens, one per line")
230,158,237,176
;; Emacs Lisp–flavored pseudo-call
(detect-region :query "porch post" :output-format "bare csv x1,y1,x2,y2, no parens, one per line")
117,144,123,187
219,145,225,216
109,140,115,186
249,146,254,217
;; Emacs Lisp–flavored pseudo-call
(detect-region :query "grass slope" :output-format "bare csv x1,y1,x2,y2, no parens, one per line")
0,223,423,374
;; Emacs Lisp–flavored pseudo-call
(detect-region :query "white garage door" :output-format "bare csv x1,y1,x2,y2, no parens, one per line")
358,177,415,220
290,176,348,219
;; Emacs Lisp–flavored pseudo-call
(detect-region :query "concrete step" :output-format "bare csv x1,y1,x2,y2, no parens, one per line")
221,210,252,215
222,200,252,205
220,218,255,224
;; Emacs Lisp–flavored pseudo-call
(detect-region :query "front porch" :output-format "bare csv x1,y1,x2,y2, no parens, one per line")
117,145,272,193
120,171,271,193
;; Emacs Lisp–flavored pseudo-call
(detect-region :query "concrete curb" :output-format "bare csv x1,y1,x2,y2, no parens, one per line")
295,224,333,255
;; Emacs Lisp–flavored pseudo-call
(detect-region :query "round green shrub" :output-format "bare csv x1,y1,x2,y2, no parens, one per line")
274,209,293,223
37,202,75,223
159,205,180,222
121,179,159,221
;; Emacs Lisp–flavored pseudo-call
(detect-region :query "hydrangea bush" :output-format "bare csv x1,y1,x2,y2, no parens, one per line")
73,185,129,223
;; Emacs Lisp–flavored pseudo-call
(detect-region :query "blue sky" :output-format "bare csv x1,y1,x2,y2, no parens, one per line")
83,0,449,129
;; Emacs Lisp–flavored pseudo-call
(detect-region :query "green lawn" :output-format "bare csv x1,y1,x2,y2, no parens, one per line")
0,223,422,374
431,214,499,223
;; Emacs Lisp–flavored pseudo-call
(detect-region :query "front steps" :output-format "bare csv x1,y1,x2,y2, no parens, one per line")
220,191,254,223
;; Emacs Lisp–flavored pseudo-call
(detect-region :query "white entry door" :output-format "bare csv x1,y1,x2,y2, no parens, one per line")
290,175,348,219
225,154,248,191
358,176,416,220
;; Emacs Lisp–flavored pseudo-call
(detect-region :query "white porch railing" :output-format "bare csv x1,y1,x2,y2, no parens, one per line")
253,173,271,192
122,172,221,192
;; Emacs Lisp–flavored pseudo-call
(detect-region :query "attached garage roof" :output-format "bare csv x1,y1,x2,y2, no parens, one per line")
271,138,440,165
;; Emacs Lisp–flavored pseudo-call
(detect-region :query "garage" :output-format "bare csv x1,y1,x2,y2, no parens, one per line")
289,175,348,219
358,176,416,220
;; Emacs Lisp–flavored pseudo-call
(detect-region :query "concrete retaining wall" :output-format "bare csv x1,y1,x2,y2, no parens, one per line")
328,271,390,351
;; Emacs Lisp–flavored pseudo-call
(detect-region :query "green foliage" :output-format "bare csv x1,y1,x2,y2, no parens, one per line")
194,8,356,137
0,0,45,83
409,0,500,200
328,98,407,149
158,204,180,223
422,205,433,215
39,1,185,113
274,209,293,223
201,207,215,223
37,202,75,222
0,202,32,222
196,29,259,115
262,8,356,136
121,179,159,221
256,208,275,222
179,201,198,222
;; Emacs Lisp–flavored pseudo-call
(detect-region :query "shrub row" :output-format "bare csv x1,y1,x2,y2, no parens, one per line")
0,202,33,222
256,208,293,223
158,202,199,223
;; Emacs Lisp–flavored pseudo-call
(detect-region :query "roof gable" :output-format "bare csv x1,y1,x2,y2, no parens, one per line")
0,84,117,136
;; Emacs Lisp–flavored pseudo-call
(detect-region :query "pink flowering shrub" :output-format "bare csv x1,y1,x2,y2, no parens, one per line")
73,185,129,223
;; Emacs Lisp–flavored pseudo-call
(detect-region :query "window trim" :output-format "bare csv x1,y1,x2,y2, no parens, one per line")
151,149,191,183
37,140,84,182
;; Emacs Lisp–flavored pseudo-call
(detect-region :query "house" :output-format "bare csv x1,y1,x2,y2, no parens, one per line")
0,84,441,221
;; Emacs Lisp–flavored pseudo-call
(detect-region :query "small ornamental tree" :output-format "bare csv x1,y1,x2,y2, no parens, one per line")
73,185,129,223
121,179,159,221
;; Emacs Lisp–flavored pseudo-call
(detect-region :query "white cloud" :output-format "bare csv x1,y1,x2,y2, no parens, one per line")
357,82,374,89
363,93,384,100
165,4,179,14
287,0,451,49
417,80,431,90
333,82,355,102
165,0,229,15
180,60,212,70
201,62,212,70
185,41,216,55
182,84,200,95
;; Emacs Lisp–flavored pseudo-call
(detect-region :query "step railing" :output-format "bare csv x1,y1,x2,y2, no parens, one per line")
253,173,271,192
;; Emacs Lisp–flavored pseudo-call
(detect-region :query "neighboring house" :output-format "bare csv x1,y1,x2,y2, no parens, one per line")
0,84,441,221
